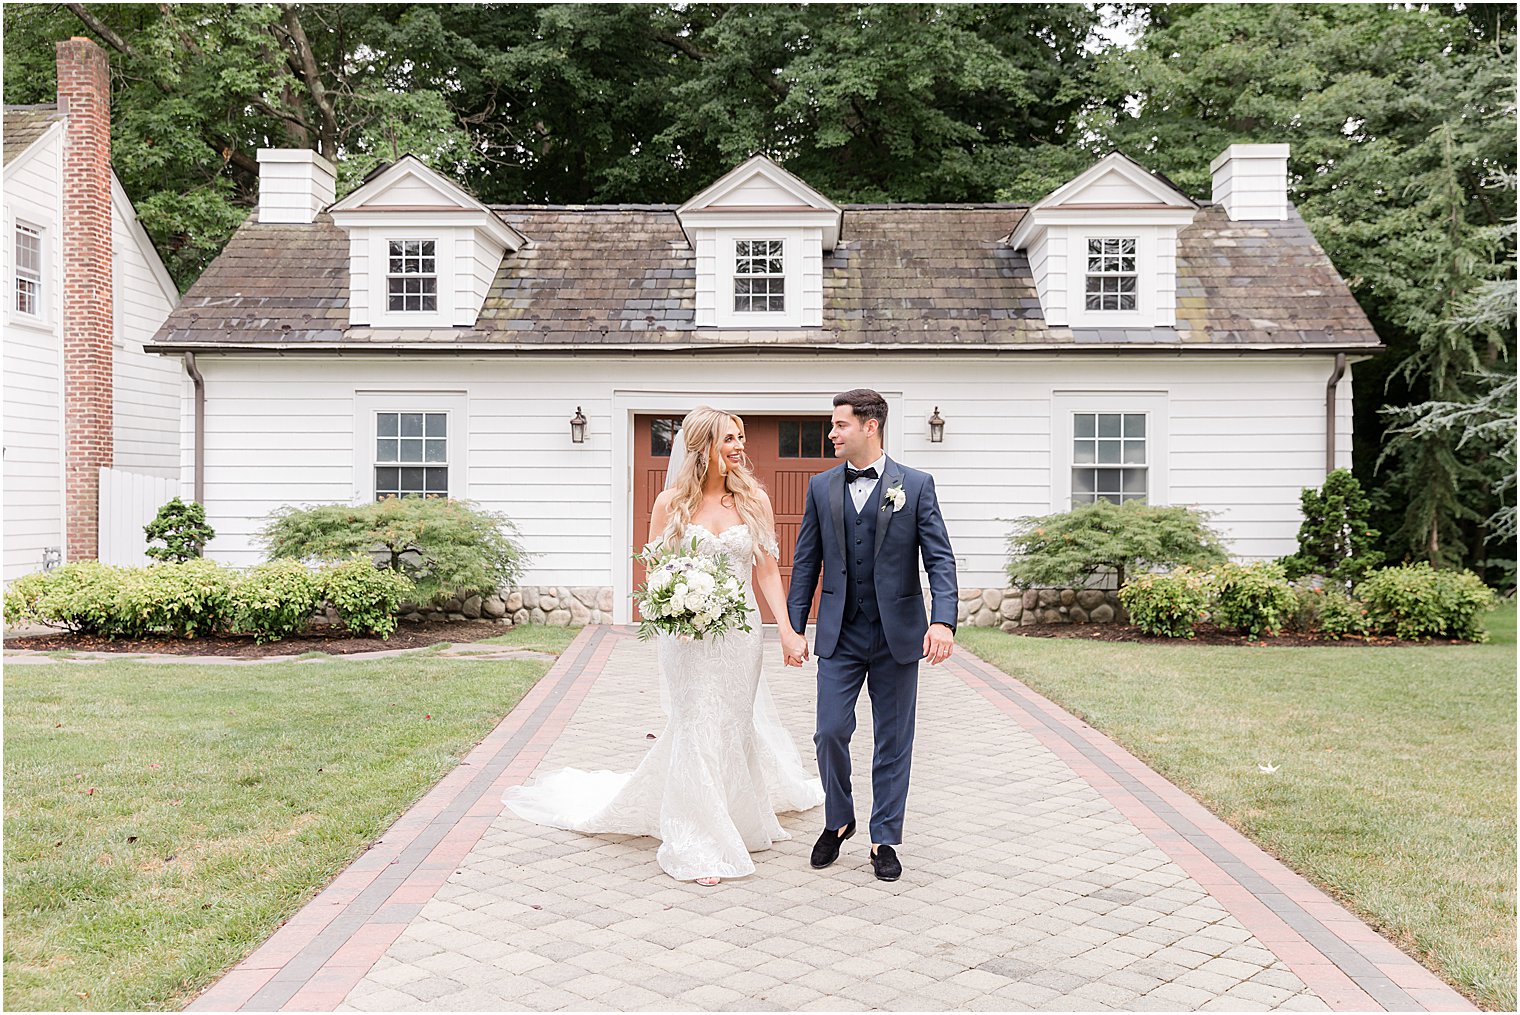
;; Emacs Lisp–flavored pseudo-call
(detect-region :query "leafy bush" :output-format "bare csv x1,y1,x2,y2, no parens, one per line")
1355,563,1497,642
144,497,216,562
1008,500,1227,589
3,562,124,635
1317,591,1372,640
1118,567,1212,638
1279,470,1383,590
231,559,323,643
262,498,527,605
116,559,235,638
320,557,414,639
1213,562,1297,639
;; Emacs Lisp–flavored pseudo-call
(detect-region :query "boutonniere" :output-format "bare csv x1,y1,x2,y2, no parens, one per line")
882,484,906,513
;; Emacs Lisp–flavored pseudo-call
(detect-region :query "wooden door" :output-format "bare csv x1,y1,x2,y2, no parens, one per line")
632,413,835,625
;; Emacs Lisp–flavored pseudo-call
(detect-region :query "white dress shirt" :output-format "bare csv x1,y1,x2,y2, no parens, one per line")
847,453,888,513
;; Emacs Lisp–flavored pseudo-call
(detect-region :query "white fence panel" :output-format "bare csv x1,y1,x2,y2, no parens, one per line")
98,467,177,566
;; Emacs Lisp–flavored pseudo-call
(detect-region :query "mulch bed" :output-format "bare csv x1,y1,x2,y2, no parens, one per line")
1004,622,1464,647
3,619,511,657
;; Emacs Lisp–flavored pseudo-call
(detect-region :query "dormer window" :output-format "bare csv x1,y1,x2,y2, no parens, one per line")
734,239,785,313
387,240,438,312
1085,238,1137,311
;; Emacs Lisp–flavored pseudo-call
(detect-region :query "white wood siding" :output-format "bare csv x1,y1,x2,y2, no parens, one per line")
111,180,180,479
184,353,1357,619
3,127,65,580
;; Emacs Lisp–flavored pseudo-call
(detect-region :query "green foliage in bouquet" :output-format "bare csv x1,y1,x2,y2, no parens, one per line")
1008,500,1227,590
1279,470,1384,589
1117,567,1212,639
320,557,415,639
230,559,325,643
1355,562,1497,642
144,497,216,562
632,537,752,642
261,497,527,606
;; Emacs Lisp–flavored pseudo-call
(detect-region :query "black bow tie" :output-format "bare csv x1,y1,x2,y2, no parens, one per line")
845,466,878,484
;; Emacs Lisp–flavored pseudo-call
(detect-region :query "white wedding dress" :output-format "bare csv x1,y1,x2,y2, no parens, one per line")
502,522,824,881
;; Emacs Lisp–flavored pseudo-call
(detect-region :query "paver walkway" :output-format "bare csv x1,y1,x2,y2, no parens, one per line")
189,626,1474,1012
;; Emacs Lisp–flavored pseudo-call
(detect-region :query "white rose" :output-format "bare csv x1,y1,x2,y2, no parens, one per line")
693,612,713,629
649,569,673,591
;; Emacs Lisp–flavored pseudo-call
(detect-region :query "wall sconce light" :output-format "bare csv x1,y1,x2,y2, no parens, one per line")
928,406,945,443
569,407,588,444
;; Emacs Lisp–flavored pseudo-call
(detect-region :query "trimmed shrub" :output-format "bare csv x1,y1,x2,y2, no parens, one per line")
3,562,124,635
144,497,216,562
262,497,527,605
1008,500,1227,590
1279,469,1383,590
117,559,235,638
231,559,324,643
1213,562,1297,639
321,557,414,639
1118,567,1212,639
1316,590,1372,640
1355,563,1497,642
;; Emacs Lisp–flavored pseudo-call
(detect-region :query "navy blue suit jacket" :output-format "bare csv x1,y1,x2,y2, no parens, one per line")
786,456,958,665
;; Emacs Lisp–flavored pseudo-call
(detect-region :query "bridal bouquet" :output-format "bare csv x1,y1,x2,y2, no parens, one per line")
633,538,752,641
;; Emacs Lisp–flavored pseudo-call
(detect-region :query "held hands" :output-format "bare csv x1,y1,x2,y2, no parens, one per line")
923,623,954,665
781,627,810,667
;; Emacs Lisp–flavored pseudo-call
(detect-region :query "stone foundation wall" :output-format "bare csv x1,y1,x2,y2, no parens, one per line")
957,587,1127,631
401,586,616,626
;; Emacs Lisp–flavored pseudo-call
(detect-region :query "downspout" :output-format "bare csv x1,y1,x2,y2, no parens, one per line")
183,352,205,504
1325,352,1346,475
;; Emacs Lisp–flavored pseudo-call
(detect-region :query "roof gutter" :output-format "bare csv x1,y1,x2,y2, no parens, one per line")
1325,351,1347,475
183,352,205,504
148,341,1386,357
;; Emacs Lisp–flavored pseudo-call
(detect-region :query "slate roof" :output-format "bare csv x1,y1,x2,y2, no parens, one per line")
4,104,65,166
151,202,1381,352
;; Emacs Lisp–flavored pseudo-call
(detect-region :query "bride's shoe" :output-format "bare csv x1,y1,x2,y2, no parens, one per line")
695,876,721,886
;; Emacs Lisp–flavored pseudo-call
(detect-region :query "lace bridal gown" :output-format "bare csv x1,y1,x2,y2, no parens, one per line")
502,523,825,881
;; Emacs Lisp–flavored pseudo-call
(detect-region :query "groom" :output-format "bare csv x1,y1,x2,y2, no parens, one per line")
784,388,958,882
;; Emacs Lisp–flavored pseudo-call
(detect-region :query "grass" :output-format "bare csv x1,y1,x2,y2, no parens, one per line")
3,624,581,1012
959,601,1516,1011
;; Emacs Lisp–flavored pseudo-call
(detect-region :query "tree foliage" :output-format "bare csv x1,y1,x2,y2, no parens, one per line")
1279,469,1383,589
1007,499,1227,590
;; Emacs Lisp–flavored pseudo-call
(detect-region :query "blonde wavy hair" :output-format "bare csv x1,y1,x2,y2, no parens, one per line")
660,406,775,560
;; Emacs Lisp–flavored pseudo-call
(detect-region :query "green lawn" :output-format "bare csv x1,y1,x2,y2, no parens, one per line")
960,601,1517,1011
2,625,580,1012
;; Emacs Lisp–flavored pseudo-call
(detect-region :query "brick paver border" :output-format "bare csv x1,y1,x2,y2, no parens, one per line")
943,651,1476,1013
186,625,613,1012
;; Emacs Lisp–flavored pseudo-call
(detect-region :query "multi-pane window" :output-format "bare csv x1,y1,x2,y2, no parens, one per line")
1072,412,1146,505
734,239,784,313
15,223,42,316
375,411,447,498
1085,238,1137,311
650,417,683,457
778,419,830,458
387,240,437,312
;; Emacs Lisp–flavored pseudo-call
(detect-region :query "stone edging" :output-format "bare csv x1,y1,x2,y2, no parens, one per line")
958,587,1127,629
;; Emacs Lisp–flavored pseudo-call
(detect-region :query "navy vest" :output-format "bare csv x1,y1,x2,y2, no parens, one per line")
844,479,884,623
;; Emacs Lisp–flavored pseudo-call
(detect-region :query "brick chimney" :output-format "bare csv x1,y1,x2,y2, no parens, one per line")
57,37,113,562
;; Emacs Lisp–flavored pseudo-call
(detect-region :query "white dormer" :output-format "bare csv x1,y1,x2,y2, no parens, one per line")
677,155,842,329
327,155,526,329
1008,152,1197,329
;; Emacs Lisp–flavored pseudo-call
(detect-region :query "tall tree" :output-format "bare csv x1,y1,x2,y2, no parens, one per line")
1046,3,1517,577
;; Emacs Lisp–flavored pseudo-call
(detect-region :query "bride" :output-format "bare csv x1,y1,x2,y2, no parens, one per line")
502,406,823,885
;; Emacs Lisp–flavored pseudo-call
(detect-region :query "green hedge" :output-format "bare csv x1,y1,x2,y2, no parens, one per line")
1355,562,1497,642
5,558,416,642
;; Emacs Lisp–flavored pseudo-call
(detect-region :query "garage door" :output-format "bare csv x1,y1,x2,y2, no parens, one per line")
633,414,835,625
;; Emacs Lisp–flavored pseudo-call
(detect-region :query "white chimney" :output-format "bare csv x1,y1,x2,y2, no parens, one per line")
256,148,336,224
1209,143,1289,221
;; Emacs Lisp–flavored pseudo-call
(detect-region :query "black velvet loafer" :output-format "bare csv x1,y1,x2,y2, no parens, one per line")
870,844,902,881
810,820,856,868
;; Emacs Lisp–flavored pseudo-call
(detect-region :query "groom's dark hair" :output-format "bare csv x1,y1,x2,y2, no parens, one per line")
834,388,887,438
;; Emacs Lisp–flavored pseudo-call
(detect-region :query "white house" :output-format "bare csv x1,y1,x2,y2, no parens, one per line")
147,142,1380,625
3,38,181,581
